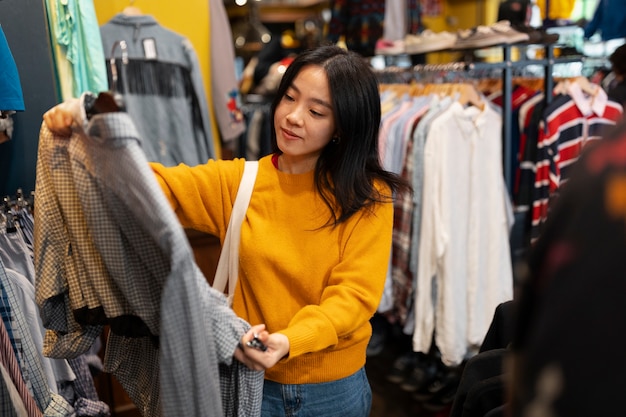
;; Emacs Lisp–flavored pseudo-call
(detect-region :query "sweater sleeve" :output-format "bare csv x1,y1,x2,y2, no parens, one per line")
278,191,394,359
150,158,246,239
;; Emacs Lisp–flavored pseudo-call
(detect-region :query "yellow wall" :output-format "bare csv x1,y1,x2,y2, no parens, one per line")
92,0,221,155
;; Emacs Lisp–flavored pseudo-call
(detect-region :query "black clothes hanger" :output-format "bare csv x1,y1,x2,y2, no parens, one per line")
2,196,16,233
85,40,128,119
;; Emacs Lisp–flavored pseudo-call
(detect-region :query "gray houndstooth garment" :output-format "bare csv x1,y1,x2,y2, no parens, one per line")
34,112,263,417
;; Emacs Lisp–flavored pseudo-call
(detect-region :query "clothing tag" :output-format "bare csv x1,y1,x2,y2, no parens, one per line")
142,38,157,59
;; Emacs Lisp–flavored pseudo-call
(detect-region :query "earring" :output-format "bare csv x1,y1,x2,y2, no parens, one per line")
331,135,341,144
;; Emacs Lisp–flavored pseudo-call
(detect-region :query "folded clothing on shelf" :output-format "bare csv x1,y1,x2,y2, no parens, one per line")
404,30,457,54
453,21,530,49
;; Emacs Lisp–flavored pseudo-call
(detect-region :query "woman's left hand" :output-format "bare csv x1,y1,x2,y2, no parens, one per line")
233,324,290,371
42,98,81,137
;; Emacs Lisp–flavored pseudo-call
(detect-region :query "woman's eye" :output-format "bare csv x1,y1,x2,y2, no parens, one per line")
310,110,323,117
284,94,295,101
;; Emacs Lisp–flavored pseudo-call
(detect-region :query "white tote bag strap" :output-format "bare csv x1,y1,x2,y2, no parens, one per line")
213,161,258,305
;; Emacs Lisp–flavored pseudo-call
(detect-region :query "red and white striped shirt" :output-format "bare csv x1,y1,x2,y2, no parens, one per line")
531,82,623,241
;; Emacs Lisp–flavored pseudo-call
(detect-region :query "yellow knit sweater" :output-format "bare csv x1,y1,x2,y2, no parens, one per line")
151,155,394,384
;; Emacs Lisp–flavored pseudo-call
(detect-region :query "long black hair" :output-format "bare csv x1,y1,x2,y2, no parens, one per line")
270,44,411,226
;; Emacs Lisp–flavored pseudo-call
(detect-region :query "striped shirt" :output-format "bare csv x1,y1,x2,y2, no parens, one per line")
531,83,623,241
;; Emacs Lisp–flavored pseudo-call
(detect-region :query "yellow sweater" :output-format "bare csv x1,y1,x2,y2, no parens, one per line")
151,155,394,384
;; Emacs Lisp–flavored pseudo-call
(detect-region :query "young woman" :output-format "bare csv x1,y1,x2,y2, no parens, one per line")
44,44,409,417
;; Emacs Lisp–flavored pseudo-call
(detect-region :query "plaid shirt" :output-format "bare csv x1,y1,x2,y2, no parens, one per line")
0,307,42,417
0,261,51,413
35,113,263,417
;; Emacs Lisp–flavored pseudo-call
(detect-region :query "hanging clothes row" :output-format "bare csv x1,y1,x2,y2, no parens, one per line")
375,80,515,367
483,75,623,251
374,60,624,367
512,76,623,247
0,190,109,417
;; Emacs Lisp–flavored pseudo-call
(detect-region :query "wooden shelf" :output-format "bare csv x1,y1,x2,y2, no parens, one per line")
227,0,329,23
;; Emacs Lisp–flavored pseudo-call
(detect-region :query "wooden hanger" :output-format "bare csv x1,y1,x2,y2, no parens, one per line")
122,0,143,16
553,76,599,97
454,83,485,109
553,79,570,95
572,76,599,96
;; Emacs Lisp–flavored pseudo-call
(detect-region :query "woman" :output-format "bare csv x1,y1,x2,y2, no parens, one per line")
44,44,409,416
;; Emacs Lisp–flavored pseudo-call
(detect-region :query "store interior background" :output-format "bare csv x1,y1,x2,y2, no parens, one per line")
0,0,617,197
0,0,622,416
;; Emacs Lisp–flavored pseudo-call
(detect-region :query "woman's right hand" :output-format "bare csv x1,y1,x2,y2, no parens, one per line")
42,97,81,137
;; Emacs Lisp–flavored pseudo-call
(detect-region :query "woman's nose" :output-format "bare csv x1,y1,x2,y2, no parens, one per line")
285,108,304,126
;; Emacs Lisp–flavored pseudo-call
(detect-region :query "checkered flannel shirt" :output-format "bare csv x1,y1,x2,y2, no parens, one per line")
35,112,263,417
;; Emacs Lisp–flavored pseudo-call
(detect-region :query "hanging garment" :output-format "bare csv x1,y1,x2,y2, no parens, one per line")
530,83,623,241
0,25,24,112
383,0,407,41
380,95,431,324
414,102,513,366
44,0,108,99
209,0,245,143
327,0,385,57
34,112,263,417
0,260,75,415
512,119,626,417
583,0,626,41
0,361,28,417
100,14,216,166
382,0,423,40
0,225,35,286
3,267,76,396
0,316,42,417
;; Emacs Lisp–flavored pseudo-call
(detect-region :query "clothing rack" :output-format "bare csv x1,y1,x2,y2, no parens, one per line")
0,110,16,118
375,43,583,193
3,189,34,233
3,188,34,211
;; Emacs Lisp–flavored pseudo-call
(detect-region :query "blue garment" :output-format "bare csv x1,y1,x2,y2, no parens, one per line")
261,367,372,417
0,26,24,111
583,0,626,41
99,14,216,166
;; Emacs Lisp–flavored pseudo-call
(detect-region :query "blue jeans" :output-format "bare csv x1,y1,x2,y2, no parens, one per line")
261,367,372,417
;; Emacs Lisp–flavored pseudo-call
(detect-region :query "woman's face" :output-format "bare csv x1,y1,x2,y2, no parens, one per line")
274,65,336,170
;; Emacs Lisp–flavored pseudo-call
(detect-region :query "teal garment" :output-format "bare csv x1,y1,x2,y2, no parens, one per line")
0,25,24,111
49,0,108,97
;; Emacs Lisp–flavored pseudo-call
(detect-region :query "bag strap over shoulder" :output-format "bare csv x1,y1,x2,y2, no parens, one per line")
213,161,259,305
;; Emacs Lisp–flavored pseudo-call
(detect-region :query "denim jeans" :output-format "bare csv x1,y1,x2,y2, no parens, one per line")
261,367,372,417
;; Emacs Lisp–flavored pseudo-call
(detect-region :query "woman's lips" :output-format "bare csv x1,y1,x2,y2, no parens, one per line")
281,127,300,140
